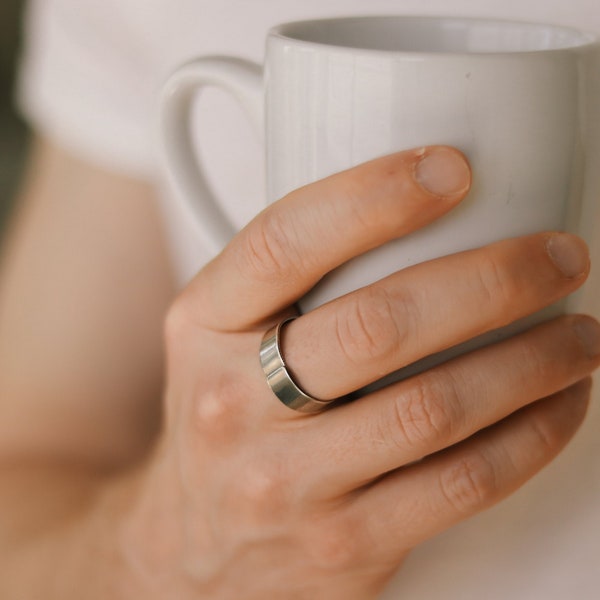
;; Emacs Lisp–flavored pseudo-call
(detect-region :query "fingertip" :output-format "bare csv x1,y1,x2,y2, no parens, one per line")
413,146,472,199
571,316,600,359
545,233,590,280
540,377,592,435
565,376,593,408
572,375,594,394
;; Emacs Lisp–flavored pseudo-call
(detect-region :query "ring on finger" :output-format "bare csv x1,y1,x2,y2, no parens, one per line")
260,317,334,414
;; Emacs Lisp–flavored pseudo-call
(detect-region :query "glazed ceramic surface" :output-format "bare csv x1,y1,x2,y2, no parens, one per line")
160,16,600,378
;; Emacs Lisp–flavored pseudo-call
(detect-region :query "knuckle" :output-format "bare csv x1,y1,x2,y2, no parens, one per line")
335,286,407,366
230,461,291,521
392,372,459,450
474,253,517,319
239,211,306,284
163,286,212,348
193,377,248,442
163,296,191,347
438,454,498,515
305,515,365,572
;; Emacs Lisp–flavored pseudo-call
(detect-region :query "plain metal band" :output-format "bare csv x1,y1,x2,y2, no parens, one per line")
260,317,332,414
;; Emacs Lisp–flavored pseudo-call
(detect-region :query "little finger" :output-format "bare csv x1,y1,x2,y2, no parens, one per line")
354,378,591,557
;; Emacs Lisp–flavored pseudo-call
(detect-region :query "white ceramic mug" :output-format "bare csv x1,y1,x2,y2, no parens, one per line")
160,16,600,380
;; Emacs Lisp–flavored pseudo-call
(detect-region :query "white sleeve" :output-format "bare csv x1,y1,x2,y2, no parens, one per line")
16,0,157,177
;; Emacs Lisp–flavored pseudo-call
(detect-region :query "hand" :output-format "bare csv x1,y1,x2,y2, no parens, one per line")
122,146,598,599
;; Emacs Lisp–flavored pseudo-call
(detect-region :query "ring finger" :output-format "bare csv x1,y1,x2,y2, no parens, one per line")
283,231,589,401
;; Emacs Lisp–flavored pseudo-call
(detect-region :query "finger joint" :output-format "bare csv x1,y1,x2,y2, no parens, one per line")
390,372,459,451
438,454,498,516
335,286,408,367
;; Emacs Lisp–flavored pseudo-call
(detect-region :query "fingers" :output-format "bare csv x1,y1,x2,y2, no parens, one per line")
299,315,600,496
283,231,590,400
353,378,591,556
180,146,471,330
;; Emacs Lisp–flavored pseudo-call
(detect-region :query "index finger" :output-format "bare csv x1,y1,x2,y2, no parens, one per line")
181,146,471,331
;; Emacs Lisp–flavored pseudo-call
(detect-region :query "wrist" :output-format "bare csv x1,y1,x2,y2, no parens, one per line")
110,450,186,595
0,462,146,598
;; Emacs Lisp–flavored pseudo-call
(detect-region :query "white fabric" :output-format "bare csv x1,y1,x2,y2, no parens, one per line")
17,1,600,598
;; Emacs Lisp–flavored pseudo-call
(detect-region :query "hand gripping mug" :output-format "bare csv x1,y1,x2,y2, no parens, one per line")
159,16,600,382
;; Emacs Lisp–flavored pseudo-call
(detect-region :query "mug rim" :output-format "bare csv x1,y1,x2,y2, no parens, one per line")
268,15,600,57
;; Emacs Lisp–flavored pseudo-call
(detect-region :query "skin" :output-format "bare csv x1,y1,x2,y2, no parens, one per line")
0,139,598,599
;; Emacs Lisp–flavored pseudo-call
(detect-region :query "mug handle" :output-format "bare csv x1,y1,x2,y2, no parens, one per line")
159,56,263,254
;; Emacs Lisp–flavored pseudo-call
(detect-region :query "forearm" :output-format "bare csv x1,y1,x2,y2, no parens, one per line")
0,138,182,598
0,138,174,468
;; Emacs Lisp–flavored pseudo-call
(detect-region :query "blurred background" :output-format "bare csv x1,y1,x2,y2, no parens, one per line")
0,0,29,232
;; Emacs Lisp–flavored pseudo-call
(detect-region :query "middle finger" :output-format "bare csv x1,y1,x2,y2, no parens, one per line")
283,231,589,400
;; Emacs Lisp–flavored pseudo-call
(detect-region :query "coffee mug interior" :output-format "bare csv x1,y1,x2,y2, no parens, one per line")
273,16,596,53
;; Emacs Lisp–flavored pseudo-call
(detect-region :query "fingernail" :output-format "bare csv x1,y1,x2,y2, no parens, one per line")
546,234,589,278
415,148,471,198
572,317,600,358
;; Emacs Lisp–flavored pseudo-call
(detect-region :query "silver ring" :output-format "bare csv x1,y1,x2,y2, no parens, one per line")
260,317,333,414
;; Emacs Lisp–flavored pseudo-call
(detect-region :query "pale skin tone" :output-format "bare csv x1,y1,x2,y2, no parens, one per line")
0,137,598,598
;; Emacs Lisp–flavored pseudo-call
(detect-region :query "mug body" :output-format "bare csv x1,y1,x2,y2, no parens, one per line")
265,17,597,320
